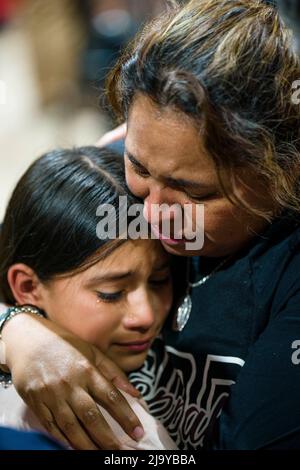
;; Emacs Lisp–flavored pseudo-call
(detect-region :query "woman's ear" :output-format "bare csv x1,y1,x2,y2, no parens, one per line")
7,263,45,308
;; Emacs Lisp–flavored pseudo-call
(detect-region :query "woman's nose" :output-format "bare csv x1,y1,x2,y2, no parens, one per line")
143,186,178,226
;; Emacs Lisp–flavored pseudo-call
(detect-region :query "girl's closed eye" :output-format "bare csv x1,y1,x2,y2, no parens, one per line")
96,290,124,303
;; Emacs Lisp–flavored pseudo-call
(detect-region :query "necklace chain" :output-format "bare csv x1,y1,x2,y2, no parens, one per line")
174,255,233,332
189,255,232,288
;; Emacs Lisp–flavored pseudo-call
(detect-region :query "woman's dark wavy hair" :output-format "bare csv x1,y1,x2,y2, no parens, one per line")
0,146,139,304
107,0,300,219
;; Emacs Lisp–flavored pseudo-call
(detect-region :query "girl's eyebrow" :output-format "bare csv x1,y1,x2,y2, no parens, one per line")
87,271,133,285
87,261,170,285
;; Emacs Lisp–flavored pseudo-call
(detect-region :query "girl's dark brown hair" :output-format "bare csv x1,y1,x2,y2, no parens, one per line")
107,0,300,218
0,147,139,304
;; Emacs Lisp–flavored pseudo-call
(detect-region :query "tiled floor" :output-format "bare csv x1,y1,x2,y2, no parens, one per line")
0,26,108,221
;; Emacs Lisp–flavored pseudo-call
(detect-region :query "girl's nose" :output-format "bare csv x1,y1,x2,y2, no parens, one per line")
123,292,155,332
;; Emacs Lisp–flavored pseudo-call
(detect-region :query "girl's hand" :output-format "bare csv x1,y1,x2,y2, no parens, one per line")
2,313,143,450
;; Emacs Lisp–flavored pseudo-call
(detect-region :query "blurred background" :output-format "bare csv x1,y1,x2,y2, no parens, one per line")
0,0,168,220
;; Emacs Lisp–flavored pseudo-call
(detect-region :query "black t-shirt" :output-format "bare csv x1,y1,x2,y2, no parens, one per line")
130,212,300,449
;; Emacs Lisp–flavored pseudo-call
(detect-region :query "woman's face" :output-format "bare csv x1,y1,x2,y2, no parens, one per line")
125,94,275,257
39,239,172,372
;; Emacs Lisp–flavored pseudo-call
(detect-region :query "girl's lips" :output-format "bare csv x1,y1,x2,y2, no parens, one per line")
114,341,151,352
151,225,186,245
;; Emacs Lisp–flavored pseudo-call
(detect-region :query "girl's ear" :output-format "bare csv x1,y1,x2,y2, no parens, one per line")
7,264,45,308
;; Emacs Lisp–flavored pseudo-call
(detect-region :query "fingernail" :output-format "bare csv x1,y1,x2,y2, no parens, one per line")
128,385,141,397
132,426,144,441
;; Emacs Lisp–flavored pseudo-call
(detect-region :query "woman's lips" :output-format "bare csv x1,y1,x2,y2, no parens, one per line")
150,225,186,245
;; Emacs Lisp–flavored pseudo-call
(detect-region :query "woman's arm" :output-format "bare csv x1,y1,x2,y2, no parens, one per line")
96,123,127,148
1,308,144,449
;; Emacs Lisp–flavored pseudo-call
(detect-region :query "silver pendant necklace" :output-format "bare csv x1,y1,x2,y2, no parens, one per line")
173,256,232,332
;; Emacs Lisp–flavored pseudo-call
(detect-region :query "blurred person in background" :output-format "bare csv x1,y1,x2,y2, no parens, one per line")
81,0,167,109
0,0,21,28
0,0,11,27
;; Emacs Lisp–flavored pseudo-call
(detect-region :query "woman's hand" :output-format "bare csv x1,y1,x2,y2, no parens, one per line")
97,123,127,148
2,313,143,450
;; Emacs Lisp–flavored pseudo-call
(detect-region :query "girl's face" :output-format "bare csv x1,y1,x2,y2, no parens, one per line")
39,239,172,372
125,94,276,258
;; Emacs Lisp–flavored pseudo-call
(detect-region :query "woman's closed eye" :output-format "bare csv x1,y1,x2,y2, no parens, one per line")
187,191,220,202
127,155,149,178
132,165,149,178
149,274,171,288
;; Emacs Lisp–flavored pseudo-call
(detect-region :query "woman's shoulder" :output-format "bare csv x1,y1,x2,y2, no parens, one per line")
249,211,300,318
248,211,300,277
250,211,300,258
215,211,300,323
